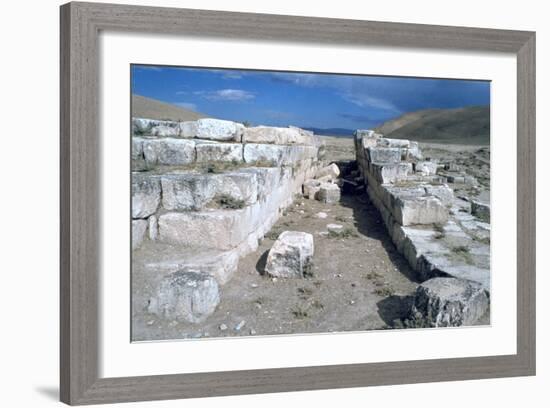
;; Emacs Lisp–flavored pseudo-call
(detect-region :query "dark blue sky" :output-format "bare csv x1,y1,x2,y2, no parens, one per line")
131,65,490,129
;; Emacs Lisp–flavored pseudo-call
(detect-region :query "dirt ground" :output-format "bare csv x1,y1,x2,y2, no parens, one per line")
132,193,420,341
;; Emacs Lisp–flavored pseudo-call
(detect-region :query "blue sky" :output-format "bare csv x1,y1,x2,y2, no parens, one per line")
131,65,490,130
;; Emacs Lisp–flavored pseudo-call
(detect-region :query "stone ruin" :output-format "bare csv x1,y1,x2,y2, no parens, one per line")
132,118,491,329
132,117,323,323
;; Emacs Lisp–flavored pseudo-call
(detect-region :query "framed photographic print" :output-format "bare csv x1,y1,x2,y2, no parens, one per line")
60,2,536,405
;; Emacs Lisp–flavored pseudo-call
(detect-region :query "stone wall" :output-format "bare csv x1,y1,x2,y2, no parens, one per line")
355,130,491,290
132,117,321,285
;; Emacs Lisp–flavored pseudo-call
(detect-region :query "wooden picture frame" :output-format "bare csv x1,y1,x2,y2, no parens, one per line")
60,2,536,405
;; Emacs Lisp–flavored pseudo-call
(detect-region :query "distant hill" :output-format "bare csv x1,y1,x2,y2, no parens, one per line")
375,106,490,145
304,127,355,137
132,95,207,121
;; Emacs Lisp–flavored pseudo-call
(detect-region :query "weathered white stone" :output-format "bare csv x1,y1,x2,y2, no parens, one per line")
407,141,423,160
147,271,220,323
161,172,258,211
369,162,413,184
416,161,438,176
354,129,377,138
151,125,180,137
243,126,312,145
394,195,448,226
132,137,147,171
316,182,341,204
133,118,179,135
158,210,252,250
471,200,490,222
132,174,161,218
142,138,196,166
377,138,410,148
411,277,490,327
315,163,340,180
265,231,314,278
195,141,243,163
195,118,243,142
367,147,402,164
148,215,158,241
178,121,198,138
315,212,328,219
327,224,344,233
424,184,455,206
132,219,147,250
303,179,321,200
243,144,317,166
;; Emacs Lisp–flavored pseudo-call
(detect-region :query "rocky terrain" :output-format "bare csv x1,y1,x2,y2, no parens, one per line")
131,118,490,342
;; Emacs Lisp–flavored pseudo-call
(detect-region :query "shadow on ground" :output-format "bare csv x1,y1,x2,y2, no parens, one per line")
376,295,415,326
339,193,420,284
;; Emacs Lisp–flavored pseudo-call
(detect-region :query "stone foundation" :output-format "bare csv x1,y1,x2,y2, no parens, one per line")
132,117,321,289
355,130,491,291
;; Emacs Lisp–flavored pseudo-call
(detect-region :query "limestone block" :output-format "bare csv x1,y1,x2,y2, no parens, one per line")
243,126,312,145
303,179,321,200
178,121,198,138
148,215,158,241
132,174,161,218
316,182,341,204
369,162,413,184
158,210,251,250
424,184,455,206
142,138,196,166
147,271,220,323
393,195,449,226
416,161,438,176
195,141,243,163
410,277,490,327
367,147,402,164
132,219,147,250
132,137,147,171
151,125,179,138
407,141,423,160
133,118,178,135
265,231,314,278
377,138,410,148
315,163,340,180
244,144,318,166
161,172,258,211
195,118,243,142
144,248,240,285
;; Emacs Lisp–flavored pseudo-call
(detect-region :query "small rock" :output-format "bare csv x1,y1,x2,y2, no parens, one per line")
316,182,341,204
249,329,257,335
410,277,490,327
326,223,343,233
316,212,328,219
350,300,355,305
146,320,155,326
250,283,259,288
219,323,228,331
265,231,315,278
235,320,247,331
315,163,340,180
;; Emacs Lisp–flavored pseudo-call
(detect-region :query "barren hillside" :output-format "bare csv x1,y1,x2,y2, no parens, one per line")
131,94,207,121
375,106,490,145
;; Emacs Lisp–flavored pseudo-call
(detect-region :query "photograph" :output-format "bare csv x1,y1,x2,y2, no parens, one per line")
130,65,491,341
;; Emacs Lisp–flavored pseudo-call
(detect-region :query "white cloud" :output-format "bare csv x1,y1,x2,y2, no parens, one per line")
195,89,255,101
340,93,400,112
